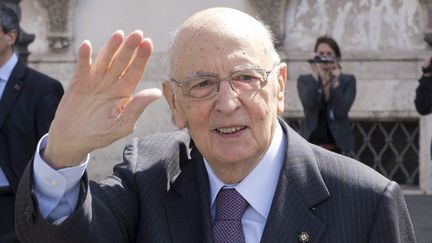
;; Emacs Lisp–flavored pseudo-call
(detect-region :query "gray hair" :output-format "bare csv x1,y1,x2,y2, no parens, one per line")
258,20,281,65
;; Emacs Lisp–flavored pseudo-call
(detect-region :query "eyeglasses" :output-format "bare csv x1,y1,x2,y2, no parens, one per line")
170,67,277,99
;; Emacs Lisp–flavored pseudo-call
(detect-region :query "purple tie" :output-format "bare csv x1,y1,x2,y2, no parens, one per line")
212,189,249,243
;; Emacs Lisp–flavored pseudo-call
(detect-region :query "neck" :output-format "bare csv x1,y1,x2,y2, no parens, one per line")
211,159,260,184
0,49,14,67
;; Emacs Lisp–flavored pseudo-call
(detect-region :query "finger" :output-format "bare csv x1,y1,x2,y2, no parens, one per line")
94,30,124,74
118,88,162,134
120,38,153,88
108,30,144,80
71,40,92,87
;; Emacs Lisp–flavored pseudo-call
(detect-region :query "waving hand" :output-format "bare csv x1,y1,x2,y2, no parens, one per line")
44,31,161,169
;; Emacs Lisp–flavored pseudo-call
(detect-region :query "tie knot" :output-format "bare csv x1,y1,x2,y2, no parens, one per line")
215,189,249,220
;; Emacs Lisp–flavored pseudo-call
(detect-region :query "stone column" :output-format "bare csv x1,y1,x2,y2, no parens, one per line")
248,0,290,46
2,0,35,64
418,0,432,194
36,0,76,54
419,115,432,194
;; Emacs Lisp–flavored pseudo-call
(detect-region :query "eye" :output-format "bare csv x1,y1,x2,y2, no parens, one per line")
235,75,255,81
232,70,262,83
191,79,216,89
187,78,218,98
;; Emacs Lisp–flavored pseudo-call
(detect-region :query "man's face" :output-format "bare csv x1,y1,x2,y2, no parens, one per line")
0,27,15,64
164,12,286,180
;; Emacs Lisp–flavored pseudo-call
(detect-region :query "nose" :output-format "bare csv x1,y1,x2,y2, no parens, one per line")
214,79,241,114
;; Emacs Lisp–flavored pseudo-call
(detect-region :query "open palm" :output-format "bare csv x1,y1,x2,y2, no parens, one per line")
44,31,161,168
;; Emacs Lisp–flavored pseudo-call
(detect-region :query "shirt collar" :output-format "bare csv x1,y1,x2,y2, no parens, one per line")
204,121,286,220
0,53,18,82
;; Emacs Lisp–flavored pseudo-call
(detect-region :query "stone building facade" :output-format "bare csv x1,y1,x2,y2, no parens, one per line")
16,0,432,193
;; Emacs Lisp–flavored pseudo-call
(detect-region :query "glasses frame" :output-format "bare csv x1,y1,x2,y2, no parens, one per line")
170,66,278,99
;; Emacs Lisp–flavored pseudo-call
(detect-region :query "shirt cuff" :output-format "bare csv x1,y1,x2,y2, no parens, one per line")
33,133,89,219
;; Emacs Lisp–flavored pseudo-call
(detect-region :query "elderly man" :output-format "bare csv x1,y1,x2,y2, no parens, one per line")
15,7,414,243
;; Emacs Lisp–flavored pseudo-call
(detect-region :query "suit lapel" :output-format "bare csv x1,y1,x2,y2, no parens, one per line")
261,121,330,243
0,61,25,130
165,142,213,243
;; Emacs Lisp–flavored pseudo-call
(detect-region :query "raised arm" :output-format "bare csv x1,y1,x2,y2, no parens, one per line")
43,30,161,169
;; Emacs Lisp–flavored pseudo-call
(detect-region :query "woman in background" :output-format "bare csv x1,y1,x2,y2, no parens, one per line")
297,35,356,156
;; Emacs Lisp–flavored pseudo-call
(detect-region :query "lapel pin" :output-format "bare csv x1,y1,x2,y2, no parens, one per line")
14,84,21,91
298,231,309,242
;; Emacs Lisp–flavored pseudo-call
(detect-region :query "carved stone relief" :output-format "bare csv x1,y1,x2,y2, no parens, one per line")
248,0,290,46
37,0,76,52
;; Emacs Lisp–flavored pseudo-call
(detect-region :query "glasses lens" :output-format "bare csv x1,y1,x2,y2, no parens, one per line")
177,68,270,99
186,77,219,98
231,69,265,91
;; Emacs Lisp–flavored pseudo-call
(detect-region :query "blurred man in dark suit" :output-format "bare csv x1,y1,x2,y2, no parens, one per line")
0,4,63,243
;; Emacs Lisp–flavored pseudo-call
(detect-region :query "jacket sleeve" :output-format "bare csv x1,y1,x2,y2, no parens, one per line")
367,181,416,243
15,143,140,243
35,78,64,138
297,75,322,112
414,76,432,115
328,74,356,119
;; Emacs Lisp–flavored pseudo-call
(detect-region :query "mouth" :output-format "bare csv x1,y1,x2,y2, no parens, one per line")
215,126,246,134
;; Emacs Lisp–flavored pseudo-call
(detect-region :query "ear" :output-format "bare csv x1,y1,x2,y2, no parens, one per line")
5,30,17,46
162,81,187,128
276,63,287,115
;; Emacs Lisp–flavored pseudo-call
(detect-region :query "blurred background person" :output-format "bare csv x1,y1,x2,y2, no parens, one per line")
415,56,432,115
297,35,356,156
0,4,64,243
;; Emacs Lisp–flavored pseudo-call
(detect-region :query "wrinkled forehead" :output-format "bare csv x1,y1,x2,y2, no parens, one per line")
170,9,274,79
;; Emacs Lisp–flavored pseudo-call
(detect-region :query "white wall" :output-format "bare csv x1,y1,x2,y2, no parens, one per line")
74,0,255,53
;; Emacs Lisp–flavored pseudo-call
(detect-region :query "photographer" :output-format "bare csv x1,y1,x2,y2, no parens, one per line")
414,56,432,115
297,35,356,156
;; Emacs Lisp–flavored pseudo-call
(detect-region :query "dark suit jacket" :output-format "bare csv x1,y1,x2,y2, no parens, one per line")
0,60,63,192
414,75,432,115
15,119,415,243
297,73,356,153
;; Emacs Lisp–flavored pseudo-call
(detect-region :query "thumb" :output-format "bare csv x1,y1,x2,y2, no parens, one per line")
121,88,162,127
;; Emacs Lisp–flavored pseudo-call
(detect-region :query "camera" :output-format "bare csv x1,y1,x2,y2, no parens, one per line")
422,57,432,74
308,55,336,64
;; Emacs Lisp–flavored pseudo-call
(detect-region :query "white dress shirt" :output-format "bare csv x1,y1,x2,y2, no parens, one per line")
0,53,18,187
33,134,88,223
33,123,286,238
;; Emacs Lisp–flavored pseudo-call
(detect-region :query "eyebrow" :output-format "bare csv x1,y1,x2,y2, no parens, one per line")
188,71,218,78
187,64,262,78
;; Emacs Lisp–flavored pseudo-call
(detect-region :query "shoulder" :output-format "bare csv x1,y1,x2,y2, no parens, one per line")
339,73,356,82
297,74,314,81
121,129,191,171
283,123,390,193
314,148,391,195
24,66,63,88
10,61,62,90
135,129,190,151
